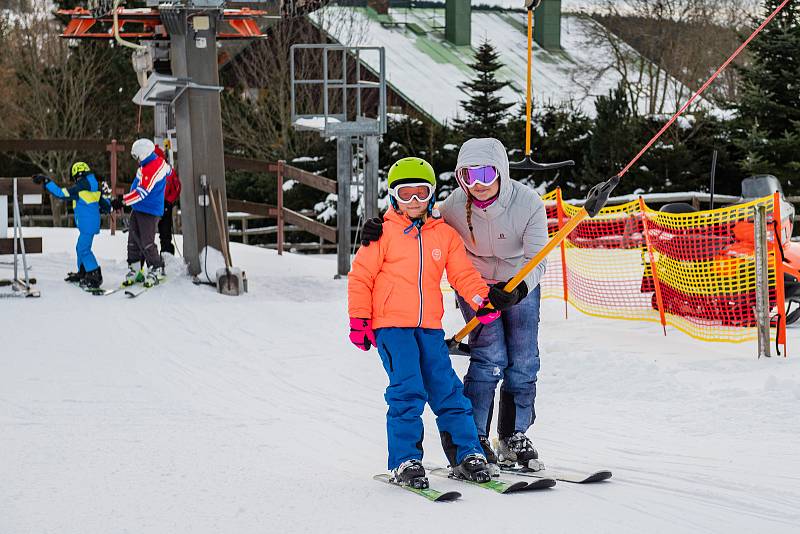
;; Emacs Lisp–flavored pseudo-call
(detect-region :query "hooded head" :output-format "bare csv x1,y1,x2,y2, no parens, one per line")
455,137,512,243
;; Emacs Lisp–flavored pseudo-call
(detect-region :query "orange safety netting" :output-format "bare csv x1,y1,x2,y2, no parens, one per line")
540,189,787,345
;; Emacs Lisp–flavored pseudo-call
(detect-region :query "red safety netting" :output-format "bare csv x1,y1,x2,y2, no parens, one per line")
539,189,786,345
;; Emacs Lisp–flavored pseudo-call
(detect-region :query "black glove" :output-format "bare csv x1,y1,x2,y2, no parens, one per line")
360,217,384,246
488,279,529,311
111,196,124,211
32,174,49,186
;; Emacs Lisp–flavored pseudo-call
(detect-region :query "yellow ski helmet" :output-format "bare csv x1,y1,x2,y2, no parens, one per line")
71,162,91,180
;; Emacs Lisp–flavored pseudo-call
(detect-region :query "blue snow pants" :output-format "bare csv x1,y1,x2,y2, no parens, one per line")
76,232,99,272
457,285,542,437
375,327,483,470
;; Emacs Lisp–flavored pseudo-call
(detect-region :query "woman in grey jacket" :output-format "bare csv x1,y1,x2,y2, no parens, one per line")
361,138,548,473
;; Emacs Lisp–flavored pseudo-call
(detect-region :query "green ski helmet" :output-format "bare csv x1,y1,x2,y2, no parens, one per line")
387,157,436,210
387,157,436,189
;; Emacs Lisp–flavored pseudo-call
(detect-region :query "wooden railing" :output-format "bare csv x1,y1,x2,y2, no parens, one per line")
0,139,126,233
1,140,338,254
224,157,337,254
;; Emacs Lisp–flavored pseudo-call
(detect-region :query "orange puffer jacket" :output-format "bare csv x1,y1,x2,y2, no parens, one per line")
349,209,489,330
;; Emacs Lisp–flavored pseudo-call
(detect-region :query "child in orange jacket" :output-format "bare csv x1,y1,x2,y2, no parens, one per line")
348,157,500,489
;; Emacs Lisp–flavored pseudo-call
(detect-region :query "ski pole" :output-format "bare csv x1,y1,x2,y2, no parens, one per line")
449,0,791,346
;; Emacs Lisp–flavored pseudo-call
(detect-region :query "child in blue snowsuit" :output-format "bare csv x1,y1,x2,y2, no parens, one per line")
34,162,110,288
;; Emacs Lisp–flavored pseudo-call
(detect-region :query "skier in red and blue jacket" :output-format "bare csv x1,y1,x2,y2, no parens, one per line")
111,138,169,288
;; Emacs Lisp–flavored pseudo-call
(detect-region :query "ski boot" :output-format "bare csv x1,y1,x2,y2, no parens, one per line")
81,267,103,289
451,454,491,483
497,432,545,471
122,264,144,287
64,265,86,283
143,267,164,288
479,436,500,477
392,459,428,489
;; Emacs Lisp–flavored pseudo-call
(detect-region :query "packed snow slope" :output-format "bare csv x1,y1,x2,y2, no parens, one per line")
3,228,800,533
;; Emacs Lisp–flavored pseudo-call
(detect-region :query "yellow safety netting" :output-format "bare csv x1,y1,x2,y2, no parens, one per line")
540,190,786,344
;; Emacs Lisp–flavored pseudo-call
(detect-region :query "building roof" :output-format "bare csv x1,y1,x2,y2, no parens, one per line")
312,5,696,124
477,1,606,10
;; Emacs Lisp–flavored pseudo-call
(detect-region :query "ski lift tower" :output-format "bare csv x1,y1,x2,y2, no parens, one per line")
58,1,277,276
290,44,387,277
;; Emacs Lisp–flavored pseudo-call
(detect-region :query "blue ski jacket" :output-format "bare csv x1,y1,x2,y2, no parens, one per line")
44,173,108,234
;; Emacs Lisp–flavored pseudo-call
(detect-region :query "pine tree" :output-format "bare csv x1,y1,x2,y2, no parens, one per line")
455,40,514,139
735,0,800,189
585,84,640,188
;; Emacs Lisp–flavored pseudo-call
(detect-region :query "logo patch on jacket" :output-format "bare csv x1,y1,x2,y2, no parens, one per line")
498,233,507,239
431,248,442,261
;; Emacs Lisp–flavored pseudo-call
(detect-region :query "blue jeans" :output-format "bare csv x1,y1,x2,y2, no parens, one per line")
76,232,99,271
375,327,483,470
457,285,541,437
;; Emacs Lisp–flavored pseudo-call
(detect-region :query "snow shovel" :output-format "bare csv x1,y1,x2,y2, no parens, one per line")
509,0,574,172
208,188,242,296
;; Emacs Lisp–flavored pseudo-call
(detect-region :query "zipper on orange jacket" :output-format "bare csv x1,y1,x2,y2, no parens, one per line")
416,226,424,327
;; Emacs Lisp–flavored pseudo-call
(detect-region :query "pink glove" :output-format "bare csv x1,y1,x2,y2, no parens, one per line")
349,317,376,351
476,299,501,325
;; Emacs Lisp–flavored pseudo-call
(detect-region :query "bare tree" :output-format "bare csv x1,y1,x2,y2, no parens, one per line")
581,0,756,115
221,5,369,160
0,10,112,224
222,16,324,160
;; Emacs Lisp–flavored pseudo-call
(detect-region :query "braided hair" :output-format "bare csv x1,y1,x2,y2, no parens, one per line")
465,197,476,245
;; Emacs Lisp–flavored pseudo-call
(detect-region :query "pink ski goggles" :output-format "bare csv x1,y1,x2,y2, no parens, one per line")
455,165,500,188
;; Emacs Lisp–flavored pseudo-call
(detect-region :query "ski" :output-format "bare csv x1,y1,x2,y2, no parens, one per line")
68,280,124,296
85,286,124,296
373,474,461,502
500,465,612,484
429,468,555,493
124,276,167,298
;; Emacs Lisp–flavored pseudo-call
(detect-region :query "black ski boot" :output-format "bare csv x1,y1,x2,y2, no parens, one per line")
498,432,542,469
479,436,500,477
452,454,491,483
64,265,86,283
81,267,103,289
392,459,428,489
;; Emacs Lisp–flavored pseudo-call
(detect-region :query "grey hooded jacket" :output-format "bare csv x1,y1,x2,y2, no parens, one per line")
438,138,548,290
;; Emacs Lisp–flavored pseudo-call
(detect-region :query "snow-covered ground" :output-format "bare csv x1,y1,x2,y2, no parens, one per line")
3,228,800,533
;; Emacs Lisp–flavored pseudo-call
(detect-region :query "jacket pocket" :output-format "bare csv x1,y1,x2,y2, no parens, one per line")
375,282,394,317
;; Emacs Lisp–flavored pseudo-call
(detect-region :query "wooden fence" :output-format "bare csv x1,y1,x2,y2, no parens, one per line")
1,140,338,255
224,157,337,254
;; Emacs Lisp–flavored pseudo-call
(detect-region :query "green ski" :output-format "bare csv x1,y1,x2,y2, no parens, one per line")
430,468,554,494
373,474,461,502
124,275,167,298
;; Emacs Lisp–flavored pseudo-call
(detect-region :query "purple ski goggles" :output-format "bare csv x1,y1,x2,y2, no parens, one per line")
456,165,500,188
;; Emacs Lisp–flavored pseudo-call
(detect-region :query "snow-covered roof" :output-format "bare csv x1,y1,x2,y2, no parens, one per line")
312,5,699,124
477,1,608,11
